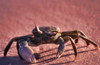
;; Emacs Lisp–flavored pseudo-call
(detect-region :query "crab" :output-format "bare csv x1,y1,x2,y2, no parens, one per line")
4,23,99,63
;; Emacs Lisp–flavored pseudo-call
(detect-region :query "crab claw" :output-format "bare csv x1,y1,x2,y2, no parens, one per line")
19,41,36,63
56,43,66,58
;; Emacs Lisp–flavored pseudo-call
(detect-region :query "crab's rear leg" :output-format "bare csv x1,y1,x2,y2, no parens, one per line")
76,30,89,46
61,30,90,46
79,35,99,49
68,30,89,46
56,36,77,61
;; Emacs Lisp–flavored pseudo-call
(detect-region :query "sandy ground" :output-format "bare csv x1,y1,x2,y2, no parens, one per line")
0,0,100,65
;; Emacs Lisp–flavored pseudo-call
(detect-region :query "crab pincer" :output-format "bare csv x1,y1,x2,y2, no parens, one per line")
19,41,36,63
56,36,77,61
56,37,66,58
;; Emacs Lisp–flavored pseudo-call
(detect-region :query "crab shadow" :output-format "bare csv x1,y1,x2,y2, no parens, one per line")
36,44,97,64
0,44,97,65
0,53,40,65
0,56,24,65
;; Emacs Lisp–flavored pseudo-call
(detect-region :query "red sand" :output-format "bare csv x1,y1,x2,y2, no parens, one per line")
0,0,100,65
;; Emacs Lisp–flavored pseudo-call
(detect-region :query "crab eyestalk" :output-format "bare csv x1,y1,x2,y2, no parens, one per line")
34,22,43,34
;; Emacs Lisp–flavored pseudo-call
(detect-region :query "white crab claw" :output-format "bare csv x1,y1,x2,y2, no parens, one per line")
56,44,66,58
19,41,36,63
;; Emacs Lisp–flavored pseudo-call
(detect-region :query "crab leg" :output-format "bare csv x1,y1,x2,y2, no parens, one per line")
4,34,33,56
68,36,77,61
4,38,15,56
66,36,77,61
61,30,90,46
4,37,27,56
79,35,99,49
77,30,89,46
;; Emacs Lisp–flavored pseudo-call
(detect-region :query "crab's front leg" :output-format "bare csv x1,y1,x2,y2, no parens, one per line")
56,36,77,61
4,34,33,56
17,40,36,63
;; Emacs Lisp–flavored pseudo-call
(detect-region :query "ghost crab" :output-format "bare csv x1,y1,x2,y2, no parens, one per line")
4,23,99,63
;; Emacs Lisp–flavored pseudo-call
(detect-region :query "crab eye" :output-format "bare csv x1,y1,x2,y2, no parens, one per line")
52,31,58,34
52,31,57,34
47,31,57,36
